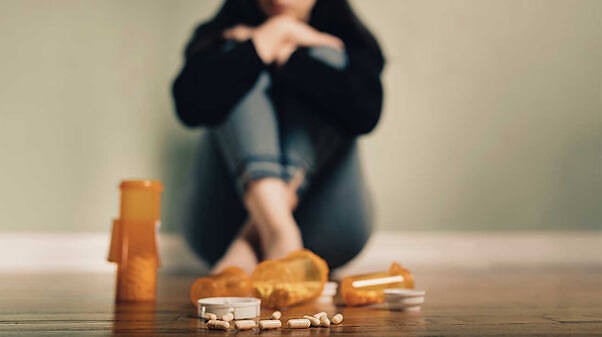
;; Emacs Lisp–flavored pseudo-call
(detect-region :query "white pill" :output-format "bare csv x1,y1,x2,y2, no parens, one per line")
234,320,256,330
331,313,344,325
202,312,217,321
221,312,233,322
287,319,311,329
207,320,229,330
320,315,330,327
271,311,282,320
313,312,327,319
303,315,321,327
259,319,282,330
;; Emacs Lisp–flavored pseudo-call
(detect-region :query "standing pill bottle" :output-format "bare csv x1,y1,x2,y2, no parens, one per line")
190,266,252,305
340,262,414,306
108,180,163,302
251,249,329,308
119,180,163,222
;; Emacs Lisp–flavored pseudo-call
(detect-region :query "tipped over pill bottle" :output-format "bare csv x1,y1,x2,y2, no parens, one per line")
190,266,251,305
251,249,329,308
340,262,414,306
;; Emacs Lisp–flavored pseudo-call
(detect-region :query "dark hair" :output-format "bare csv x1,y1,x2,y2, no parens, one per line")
184,0,384,68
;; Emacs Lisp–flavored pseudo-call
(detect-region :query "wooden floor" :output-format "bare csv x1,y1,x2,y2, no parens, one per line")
1,266,601,336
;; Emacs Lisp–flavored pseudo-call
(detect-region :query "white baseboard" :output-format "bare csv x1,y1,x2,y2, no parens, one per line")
1,231,600,274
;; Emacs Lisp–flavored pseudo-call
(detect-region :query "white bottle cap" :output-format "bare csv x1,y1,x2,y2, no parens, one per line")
197,297,261,319
383,289,426,311
384,289,426,297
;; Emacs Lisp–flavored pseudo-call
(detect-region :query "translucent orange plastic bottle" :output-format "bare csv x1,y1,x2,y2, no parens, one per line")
251,249,329,308
189,266,252,305
118,180,162,222
108,180,163,302
340,262,414,306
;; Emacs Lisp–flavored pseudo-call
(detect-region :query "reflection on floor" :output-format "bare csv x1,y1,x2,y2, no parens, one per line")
0,265,600,336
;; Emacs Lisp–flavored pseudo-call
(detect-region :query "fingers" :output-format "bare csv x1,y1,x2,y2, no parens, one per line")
223,25,254,41
247,15,345,64
309,32,344,49
222,29,235,39
275,42,297,66
288,23,344,50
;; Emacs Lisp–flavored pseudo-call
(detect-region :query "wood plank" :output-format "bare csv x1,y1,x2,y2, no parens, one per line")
0,265,600,336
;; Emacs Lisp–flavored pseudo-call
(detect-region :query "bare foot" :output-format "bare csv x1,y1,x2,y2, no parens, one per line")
211,234,258,275
262,173,305,260
243,178,305,261
211,172,307,274
261,225,303,261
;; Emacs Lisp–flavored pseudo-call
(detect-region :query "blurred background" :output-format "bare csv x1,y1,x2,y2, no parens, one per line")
0,0,600,234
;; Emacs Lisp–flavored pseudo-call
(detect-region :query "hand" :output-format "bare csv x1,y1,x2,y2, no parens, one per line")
223,24,255,42
282,17,343,49
274,41,296,67
251,15,343,64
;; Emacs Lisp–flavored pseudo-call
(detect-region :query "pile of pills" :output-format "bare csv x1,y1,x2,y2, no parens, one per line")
202,310,343,331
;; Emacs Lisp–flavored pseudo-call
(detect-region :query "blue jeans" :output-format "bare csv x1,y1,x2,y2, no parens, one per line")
183,47,373,269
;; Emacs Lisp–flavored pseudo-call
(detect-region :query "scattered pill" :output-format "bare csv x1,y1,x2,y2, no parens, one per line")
320,315,330,327
271,310,282,320
259,319,282,330
207,320,229,330
303,315,321,327
287,318,311,329
313,312,327,319
331,313,343,325
221,313,233,322
202,312,217,321
234,320,256,330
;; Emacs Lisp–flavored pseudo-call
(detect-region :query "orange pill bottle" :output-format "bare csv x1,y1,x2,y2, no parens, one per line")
251,249,329,308
340,262,414,306
189,267,252,305
108,180,163,302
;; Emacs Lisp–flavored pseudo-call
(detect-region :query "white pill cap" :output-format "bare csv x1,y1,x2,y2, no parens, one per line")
314,281,338,303
384,289,426,297
383,289,426,311
197,297,261,319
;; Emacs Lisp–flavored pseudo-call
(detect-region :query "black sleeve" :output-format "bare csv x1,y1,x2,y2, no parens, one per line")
274,46,384,135
172,39,266,127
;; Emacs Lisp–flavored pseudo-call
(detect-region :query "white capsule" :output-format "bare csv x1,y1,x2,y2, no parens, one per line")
259,319,282,330
271,311,282,320
320,315,330,327
287,318,311,329
234,320,256,330
303,315,321,327
331,313,344,325
313,312,327,319
202,312,217,321
207,320,229,330
221,312,233,322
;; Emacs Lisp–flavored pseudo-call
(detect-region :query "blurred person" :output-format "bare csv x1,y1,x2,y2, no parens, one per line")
172,0,384,274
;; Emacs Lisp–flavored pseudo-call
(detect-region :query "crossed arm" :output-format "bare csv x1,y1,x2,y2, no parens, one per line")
172,15,383,135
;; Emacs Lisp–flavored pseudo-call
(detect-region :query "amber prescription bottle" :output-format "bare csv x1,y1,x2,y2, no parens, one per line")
251,249,329,308
189,266,252,305
108,180,163,302
340,262,414,306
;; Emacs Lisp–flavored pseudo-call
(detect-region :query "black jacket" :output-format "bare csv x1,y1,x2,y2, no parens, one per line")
172,32,384,136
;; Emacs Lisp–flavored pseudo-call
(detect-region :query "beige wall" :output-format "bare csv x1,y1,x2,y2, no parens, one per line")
0,0,599,232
